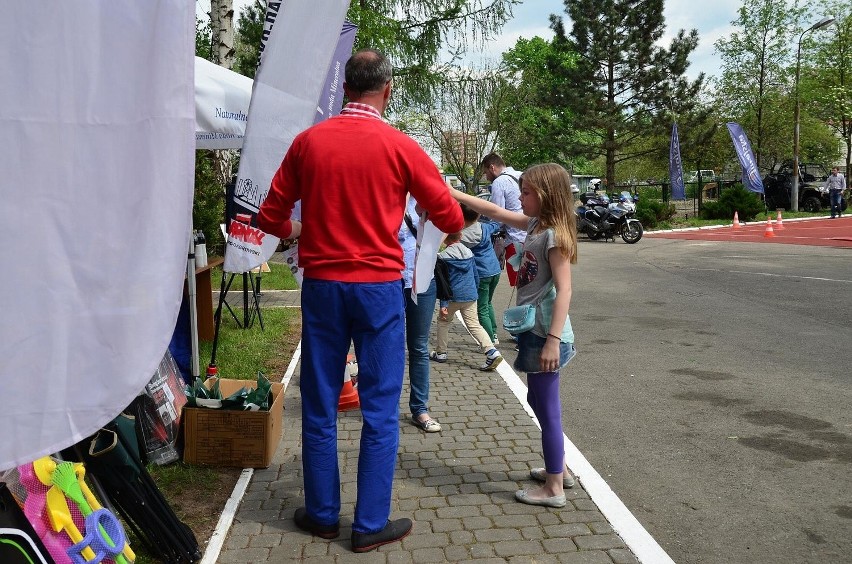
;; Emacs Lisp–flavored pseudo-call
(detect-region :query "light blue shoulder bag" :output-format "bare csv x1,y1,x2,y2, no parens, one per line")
502,303,536,334
502,283,555,335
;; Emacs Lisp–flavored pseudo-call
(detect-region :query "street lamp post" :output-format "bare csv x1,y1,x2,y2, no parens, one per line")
791,17,835,211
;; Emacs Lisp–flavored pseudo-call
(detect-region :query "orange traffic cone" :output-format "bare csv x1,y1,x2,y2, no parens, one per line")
775,209,785,230
338,364,360,412
763,217,775,238
732,211,741,229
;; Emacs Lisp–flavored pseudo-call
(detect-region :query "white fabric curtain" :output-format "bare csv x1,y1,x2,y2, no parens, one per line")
0,0,195,469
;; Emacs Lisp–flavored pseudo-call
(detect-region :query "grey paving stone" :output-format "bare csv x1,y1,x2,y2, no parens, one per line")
386,551,414,564
574,533,628,551
443,545,472,561
435,505,480,519
473,527,524,542
248,532,287,548
544,523,594,538
461,515,494,530
589,521,615,535
609,548,641,564
493,539,545,557
520,525,546,540
512,555,563,564
542,537,579,553
556,551,615,563
213,310,653,564
468,543,497,558
400,531,449,550
216,547,270,563
431,517,463,533
301,541,329,558
449,529,474,544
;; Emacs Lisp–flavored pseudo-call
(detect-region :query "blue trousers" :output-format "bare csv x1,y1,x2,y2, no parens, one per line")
405,278,436,418
300,278,406,534
830,190,843,217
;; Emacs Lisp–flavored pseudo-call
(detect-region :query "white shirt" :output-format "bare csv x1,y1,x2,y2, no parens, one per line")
489,166,526,243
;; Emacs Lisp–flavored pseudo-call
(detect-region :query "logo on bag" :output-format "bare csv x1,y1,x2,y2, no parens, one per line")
229,219,266,246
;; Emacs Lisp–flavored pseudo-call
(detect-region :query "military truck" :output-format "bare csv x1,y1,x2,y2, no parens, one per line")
762,162,847,212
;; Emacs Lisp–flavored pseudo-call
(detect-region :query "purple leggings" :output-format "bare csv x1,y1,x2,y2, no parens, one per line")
526,371,565,474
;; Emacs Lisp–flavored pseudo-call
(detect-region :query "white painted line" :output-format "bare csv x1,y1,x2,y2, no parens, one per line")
202,342,303,564
281,340,302,392
200,468,254,564
495,355,675,564
689,267,852,284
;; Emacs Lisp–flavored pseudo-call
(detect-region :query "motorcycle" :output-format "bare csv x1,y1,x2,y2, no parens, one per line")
575,191,643,244
609,191,637,214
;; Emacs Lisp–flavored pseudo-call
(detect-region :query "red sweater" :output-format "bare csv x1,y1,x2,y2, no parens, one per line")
258,103,464,282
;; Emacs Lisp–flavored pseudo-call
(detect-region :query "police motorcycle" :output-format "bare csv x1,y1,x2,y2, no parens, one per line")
574,183,643,244
609,191,637,214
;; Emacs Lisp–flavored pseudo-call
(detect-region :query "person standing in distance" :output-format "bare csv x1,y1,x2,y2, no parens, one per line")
258,49,464,553
824,166,846,218
481,152,525,286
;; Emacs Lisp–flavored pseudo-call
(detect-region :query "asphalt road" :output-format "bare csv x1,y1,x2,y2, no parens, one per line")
531,233,851,563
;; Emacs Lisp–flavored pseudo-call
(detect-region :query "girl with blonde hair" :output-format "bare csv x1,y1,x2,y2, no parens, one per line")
451,162,578,508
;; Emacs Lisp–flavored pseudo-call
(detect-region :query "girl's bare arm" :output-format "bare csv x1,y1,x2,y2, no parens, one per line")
450,188,529,231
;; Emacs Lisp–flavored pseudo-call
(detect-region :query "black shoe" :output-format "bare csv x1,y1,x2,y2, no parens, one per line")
351,518,413,553
294,507,340,539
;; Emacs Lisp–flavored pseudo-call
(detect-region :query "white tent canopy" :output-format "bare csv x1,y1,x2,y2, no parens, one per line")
195,56,253,150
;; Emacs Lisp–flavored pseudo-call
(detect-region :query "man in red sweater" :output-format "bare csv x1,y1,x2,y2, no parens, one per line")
258,49,463,553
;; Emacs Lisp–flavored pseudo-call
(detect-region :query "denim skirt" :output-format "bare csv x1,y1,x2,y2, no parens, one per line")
513,331,576,374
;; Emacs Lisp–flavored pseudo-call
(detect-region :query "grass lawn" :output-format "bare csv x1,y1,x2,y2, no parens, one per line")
136,292,301,562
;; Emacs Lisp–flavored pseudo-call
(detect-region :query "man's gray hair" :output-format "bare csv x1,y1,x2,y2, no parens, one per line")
344,49,393,95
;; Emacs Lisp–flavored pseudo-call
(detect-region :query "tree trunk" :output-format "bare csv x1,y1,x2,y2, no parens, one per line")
211,0,235,69
210,1,237,204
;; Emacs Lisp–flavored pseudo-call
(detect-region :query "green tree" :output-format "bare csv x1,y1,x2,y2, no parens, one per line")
196,17,213,61
714,0,805,171
231,1,519,105
348,0,519,105
804,1,852,177
548,0,707,188
495,36,586,171
233,0,266,78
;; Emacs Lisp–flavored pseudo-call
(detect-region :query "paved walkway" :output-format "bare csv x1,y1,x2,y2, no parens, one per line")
213,257,647,563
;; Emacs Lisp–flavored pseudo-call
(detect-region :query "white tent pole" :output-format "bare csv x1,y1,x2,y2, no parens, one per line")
187,222,200,380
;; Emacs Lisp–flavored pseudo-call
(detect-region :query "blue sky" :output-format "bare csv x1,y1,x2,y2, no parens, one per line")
460,0,743,80
220,0,743,80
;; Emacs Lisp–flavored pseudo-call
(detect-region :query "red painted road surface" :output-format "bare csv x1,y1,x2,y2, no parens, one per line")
645,216,852,248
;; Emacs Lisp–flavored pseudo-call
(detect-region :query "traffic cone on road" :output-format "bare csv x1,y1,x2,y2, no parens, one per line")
774,209,785,230
338,363,360,412
732,211,741,229
763,216,775,238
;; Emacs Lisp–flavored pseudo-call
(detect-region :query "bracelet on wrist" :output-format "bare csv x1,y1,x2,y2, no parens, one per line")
547,333,560,341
